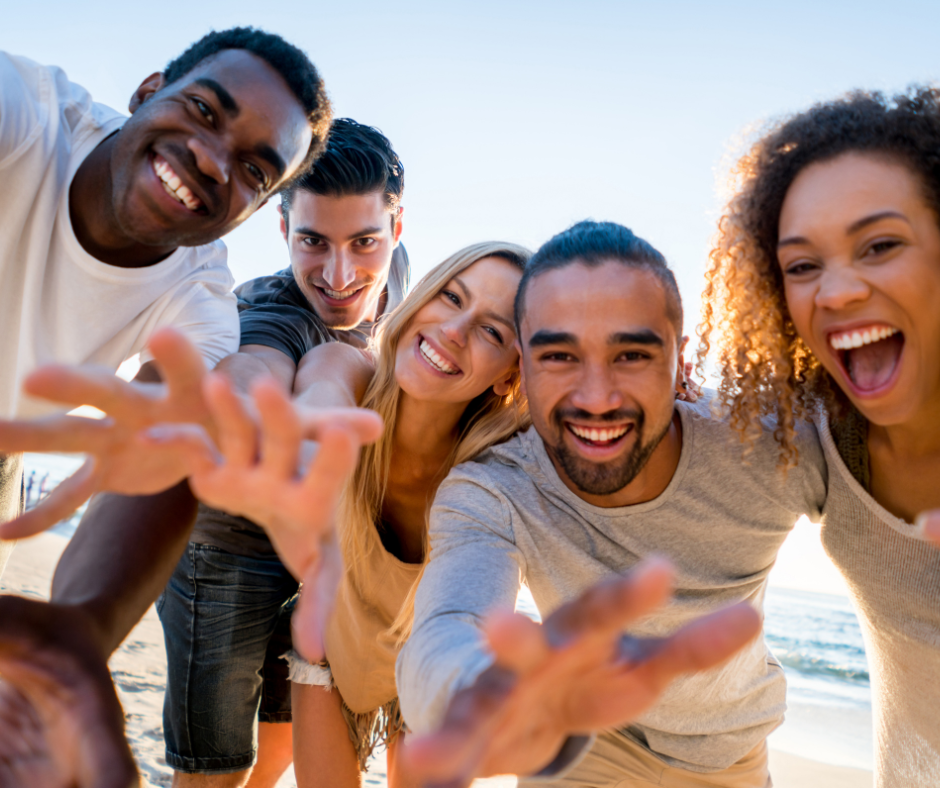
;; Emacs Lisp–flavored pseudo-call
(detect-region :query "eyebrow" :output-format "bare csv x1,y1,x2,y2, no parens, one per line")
255,144,286,181
778,210,911,248
194,78,239,116
528,329,664,348
292,226,384,241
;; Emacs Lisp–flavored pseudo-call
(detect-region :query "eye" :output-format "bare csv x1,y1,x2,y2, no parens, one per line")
191,97,215,124
244,161,268,190
866,239,901,256
483,325,504,344
541,351,575,363
354,237,377,248
300,236,324,247
619,350,650,362
442,289,461,306
782,259,819,277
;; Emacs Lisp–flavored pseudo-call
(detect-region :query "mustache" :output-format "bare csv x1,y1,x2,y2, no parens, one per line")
552,407,644,426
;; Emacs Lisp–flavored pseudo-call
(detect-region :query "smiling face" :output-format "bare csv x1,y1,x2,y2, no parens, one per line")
394,256,522,407
519,261,684,504
284,190,400,329
778,152,940,426
109,49,312,248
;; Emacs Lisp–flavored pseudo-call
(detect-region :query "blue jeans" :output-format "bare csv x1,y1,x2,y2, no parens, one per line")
157,542,298,774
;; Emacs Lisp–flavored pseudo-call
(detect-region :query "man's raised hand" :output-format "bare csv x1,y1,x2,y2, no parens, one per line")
403,558,761,787
0,329,216,539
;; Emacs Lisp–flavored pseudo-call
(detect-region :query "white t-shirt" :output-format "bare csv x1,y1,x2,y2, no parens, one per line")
0,52,240,419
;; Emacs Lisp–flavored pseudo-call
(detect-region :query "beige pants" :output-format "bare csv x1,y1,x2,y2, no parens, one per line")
524,730,771,788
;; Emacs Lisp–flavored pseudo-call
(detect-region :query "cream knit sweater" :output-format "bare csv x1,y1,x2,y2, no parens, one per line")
818,409,940,786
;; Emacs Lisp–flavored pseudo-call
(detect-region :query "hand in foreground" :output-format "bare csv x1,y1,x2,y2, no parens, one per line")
917,510,940,547
0,329,217,539
142,373,383,658
0,596,139,788
402,559,761,787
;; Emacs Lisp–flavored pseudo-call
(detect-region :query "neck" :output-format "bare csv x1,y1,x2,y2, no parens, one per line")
867,398,940,459
393,391,467,465
554,408,683,509
69,133,177,268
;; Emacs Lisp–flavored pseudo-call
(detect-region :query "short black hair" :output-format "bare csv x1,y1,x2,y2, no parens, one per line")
163,27,332,180
279,118,404,222
514,220,683,340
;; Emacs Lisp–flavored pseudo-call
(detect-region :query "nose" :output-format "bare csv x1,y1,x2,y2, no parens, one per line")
815,266,871,310
570,361,623,414
440,316,469,348
321,249,357,291
187,135,230,185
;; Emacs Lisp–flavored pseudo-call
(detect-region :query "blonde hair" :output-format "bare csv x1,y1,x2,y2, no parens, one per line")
339,241,532,640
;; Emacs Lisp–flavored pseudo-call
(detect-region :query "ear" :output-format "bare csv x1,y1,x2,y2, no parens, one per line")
392,207,404,246
278,204,289,243
492,371,515,398
674,334,689,397
129,72,166,114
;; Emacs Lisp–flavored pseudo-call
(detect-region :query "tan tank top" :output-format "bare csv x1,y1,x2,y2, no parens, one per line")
323,531,423,714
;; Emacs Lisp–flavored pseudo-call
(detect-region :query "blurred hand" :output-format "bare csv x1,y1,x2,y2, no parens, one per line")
402,558,761,787
917,510,940,547
0,329,217,539
0,596,139,788
141,373,383,658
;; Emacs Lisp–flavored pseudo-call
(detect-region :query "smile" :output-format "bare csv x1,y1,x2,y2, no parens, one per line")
153,154,205,213
828,323,904,395
419,338,460,375
566,422,632,447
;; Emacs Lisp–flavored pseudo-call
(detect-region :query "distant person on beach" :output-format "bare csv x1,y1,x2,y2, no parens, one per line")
392,221,826,786
0,25,331,580
157,119,409,788
700,87,940,787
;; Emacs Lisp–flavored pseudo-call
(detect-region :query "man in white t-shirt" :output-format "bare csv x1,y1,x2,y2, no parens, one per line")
0,26,332,576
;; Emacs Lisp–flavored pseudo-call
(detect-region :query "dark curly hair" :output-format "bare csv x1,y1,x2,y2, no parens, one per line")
163,27,332,181
280,118,404,224
699,85,940,466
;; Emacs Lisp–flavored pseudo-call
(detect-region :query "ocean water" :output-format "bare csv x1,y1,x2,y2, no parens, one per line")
21,452,873,770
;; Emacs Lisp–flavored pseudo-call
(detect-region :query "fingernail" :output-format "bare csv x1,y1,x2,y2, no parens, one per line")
143,426,173,442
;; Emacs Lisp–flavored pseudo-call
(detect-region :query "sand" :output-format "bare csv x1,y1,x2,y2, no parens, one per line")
0,533,870,787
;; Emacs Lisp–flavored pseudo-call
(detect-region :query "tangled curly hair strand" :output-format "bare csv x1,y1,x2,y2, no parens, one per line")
698,85,940,467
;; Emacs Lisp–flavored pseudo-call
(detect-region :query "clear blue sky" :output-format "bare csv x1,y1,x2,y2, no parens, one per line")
6,0,940,338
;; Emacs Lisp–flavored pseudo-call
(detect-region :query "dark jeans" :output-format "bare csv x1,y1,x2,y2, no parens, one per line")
157,542,298,774
0,453,23,578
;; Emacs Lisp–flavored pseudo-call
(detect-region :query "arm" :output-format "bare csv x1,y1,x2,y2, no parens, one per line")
215,344,297,396
293,342,375,409
397,471,525,733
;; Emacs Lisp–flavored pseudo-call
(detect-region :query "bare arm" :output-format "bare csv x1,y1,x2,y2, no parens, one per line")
216,344,297,396
293,342,375,409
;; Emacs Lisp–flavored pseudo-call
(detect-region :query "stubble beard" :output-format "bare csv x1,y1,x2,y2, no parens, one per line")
544,408,673,496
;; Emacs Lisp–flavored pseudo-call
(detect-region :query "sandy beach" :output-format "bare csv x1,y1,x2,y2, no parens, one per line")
0,532,871,787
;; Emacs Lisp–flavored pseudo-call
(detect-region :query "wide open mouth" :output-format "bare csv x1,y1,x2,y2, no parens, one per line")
829,325,905,393
565,422,634,449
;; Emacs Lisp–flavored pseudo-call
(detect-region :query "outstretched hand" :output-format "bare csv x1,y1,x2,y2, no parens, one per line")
402,558,761,787
0,596,139,788
917,510,940,547
141,373,383,658
0,329,217,539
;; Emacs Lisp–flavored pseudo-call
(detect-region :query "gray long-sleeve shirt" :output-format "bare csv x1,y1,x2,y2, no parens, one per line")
397,397,828,773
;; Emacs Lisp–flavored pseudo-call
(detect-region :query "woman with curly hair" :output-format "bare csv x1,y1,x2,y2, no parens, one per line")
701,87,940,785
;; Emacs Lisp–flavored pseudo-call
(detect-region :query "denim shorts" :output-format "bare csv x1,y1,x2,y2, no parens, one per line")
157,542,299,774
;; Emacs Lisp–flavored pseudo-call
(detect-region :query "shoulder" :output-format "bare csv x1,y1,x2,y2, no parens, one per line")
439,428,537,497
175,241,233,290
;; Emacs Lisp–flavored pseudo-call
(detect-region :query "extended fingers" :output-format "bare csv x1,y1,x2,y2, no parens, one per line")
203,373,258,466
543,557,675,648
297,406,384,445
484,610,550,675
0,460,97,540
24,365,160,422
147,328,208,406
0,414,114,455
252,378,303,478
300,425,360,504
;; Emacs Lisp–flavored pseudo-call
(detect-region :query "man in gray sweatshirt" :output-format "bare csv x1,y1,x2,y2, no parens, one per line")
396,221,828,787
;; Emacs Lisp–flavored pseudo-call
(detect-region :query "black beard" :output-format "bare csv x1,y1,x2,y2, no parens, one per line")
544,407,672,496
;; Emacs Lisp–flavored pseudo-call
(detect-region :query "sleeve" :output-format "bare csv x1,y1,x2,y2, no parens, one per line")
396,465,525,734
238,302,331,363
139,280,240,370
0,52,46,164
791,418,829,523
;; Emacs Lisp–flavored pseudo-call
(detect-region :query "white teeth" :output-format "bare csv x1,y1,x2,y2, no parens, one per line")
830,326,899,351
419,339,459,375
153,156,203,212
569,424,630,443
323,287,359,300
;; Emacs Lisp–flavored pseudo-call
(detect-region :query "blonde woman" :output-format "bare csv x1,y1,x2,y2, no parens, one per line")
175,240,531,785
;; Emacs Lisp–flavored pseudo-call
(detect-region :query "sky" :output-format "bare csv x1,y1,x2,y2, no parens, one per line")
5,0,938,595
